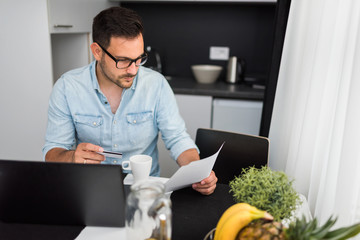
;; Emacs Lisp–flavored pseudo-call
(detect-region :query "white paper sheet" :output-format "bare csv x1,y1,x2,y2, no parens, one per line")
75,226,126,240
164,143,223,192
123,143,223,193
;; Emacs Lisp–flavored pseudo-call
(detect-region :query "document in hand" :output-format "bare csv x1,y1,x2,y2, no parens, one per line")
165,143,224,192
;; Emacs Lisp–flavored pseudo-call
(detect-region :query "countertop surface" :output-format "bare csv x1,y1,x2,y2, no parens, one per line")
166,76,265,100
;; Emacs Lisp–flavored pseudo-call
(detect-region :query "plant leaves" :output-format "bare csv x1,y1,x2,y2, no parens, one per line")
229,166,300,221
323,223,360,240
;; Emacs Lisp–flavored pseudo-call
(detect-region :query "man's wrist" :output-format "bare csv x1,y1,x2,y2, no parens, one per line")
70,150,76,163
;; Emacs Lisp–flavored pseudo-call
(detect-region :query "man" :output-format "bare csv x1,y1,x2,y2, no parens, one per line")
43,7,217,195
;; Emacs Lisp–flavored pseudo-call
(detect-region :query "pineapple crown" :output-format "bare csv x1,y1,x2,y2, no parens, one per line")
285,216,360,240
236,216,360,240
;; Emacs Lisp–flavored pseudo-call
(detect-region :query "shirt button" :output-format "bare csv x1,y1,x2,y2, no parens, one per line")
133,120,137,124
114,144,117,147
93,122,97,126
114,120,117,124
104,101,108,104
113,160,117,164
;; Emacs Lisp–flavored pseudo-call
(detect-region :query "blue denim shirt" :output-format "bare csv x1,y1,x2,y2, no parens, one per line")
43,61,197,176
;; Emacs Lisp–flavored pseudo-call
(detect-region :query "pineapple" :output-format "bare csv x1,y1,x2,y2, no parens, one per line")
236,220,285,240
236,217,360,240
211,202,360,240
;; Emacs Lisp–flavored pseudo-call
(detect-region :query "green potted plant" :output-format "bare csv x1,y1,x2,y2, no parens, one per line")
229,166,300,221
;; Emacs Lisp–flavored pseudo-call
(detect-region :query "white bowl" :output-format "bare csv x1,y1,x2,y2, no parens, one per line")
191,65,223,84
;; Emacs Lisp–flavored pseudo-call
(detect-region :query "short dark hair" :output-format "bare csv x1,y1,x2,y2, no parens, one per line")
92,7,143,48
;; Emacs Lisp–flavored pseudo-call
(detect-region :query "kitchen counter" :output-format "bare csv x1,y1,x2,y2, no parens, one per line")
166,76,265,100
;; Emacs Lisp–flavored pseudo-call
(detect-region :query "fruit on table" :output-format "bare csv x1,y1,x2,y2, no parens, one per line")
214,203,273,240
237,216,360,240
213,203,360,240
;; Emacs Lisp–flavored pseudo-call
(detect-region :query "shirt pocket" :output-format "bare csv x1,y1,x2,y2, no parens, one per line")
126,111,156,144
74,114,103,146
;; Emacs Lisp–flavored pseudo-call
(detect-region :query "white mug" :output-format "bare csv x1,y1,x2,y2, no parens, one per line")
122,155,152,183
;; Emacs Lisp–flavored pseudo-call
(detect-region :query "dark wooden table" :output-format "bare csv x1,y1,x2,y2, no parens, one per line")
0,184,235,240
171,184,235,240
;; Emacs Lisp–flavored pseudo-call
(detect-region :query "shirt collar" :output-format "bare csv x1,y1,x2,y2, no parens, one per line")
131,68,140,91
90,61,100,91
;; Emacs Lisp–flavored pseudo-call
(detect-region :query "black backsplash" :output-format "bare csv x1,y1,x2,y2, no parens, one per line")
121,2,276,81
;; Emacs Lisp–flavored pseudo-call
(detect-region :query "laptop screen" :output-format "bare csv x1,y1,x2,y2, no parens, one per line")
0,160,126,227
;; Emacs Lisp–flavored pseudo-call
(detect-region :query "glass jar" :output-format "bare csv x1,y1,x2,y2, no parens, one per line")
126,180,172,240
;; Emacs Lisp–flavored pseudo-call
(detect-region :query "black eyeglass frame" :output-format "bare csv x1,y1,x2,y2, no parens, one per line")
96,42,148,69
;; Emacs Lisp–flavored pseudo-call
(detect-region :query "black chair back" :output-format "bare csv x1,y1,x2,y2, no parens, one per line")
195,128,269,184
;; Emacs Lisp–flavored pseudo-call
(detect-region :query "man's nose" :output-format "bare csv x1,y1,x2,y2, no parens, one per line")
126,62,138,74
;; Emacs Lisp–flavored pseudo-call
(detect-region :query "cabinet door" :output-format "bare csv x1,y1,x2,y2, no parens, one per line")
157,94,212,177
212,99,263,136
175,94,212,139
48,0,118,33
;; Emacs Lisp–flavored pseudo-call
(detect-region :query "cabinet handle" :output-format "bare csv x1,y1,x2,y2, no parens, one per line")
53,24,73,28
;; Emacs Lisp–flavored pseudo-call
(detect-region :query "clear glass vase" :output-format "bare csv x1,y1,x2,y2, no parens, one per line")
126,180,172,240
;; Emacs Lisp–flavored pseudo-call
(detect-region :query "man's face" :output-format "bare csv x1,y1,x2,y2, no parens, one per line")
97,34,144,89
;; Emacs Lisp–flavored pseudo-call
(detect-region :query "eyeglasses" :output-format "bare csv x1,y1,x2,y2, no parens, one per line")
96,42,148,69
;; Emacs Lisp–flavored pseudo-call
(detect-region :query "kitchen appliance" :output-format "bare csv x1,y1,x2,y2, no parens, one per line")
145,46,162,73
226,56,245,84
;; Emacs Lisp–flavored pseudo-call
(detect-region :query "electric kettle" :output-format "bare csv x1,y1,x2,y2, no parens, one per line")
226,56,245,84
145,46,162,73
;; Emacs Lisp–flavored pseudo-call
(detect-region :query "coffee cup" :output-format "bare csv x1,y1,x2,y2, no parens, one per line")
122,155,152,183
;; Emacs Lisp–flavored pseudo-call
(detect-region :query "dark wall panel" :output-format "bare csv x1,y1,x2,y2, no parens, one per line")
260,0,292,137
121,2,276,80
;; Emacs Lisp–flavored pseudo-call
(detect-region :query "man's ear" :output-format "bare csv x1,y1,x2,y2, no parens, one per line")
90,42,102,61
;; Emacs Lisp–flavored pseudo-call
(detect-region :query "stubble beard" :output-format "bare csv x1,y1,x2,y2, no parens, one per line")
98,59,137,89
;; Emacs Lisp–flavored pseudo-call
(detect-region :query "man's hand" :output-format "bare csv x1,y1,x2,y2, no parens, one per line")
177,149,218,195
73,143,105,164
192,170,218,195
45,143,105,164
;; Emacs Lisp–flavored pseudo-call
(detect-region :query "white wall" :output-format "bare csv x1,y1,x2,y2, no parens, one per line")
0,0,53,161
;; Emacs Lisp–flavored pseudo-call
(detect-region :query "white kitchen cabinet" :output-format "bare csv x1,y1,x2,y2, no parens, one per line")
51,33,91,81
174,94,212,139
157,94,212,177
212,98,263,136
48,0,118,34
49,0,118,82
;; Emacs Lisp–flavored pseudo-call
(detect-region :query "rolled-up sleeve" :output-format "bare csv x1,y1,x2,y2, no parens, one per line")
42,78,76,159
156,80,199,161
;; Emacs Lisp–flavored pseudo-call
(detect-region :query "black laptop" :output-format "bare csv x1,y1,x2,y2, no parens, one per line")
0,160,126,227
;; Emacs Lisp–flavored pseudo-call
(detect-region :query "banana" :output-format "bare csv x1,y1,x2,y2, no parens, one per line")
216,210,255,240
214,203,266,238
214,203,273,240
214,203,258,238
